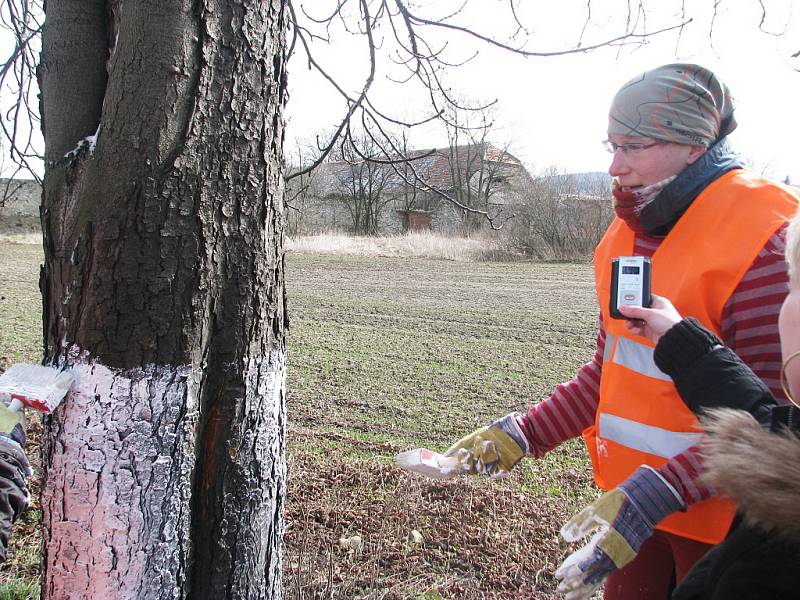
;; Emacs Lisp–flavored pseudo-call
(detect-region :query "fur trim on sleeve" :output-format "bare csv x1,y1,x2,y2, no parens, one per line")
701,408,800,541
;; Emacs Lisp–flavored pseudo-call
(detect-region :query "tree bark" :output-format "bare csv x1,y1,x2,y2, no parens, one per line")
38,1,289,598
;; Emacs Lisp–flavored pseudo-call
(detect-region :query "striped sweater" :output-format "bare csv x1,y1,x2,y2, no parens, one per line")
518,225,789,507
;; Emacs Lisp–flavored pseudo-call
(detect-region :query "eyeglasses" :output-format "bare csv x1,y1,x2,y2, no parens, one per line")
603,140,664,155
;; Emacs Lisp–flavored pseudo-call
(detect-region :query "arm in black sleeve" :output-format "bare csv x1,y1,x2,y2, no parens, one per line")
654,317,776,426
0,437,30,563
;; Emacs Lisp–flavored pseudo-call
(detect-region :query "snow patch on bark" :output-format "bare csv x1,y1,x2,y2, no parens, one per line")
61,125,101,161
41,353,199,600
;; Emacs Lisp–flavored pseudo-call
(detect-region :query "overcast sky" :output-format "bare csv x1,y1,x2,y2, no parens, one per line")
0,2,797,182
285,1,800,182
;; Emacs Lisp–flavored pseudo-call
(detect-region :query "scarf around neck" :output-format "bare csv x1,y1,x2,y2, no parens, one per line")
610,137,745,236
611,176,677,234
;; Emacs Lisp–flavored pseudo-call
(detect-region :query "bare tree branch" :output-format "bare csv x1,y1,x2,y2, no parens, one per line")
395,0,690,58
0,0,789,209
0,0,43,182
283,0,695,215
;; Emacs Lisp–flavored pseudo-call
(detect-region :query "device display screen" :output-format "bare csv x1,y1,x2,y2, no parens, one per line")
621,266,640,274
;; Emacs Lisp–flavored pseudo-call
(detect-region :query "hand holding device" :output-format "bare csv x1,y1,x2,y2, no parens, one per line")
618,295,683,343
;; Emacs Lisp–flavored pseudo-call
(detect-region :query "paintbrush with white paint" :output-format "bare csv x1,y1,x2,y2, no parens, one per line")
0,364,75,433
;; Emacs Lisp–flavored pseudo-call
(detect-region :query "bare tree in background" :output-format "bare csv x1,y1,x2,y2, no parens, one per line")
509,166,613,259
292,118,527,235
281,1,695,228
394,128,428,214
0,1,763,598
440,103,520,231
329,130,397,235
285,143,322,236
0,138,25,207
0,0,40,182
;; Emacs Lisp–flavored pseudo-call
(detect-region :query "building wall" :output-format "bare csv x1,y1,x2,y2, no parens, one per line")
0,179,40,216
0,179,42,234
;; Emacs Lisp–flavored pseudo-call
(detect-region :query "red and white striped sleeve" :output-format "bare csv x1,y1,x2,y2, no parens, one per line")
720,224,789,400
516,322,604,457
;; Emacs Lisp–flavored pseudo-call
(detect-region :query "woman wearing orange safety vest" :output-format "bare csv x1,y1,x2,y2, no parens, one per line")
616,208,800,600
443,63,799,600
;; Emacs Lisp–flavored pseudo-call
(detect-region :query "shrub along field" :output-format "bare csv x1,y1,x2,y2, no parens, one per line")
0,242,600,599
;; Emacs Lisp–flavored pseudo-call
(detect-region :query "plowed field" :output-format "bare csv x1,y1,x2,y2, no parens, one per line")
284,254,599,599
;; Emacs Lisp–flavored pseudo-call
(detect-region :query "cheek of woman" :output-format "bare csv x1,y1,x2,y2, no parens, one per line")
779,288,800,401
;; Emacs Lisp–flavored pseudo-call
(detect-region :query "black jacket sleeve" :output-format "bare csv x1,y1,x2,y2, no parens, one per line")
653,317,776,426
0,437,30,563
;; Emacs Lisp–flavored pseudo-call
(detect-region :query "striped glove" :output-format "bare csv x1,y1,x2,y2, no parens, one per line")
555,466,684,599
443,412,528,478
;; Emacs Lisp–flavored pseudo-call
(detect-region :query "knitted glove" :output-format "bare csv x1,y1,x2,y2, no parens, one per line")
443,412,528,478
555,466,684,599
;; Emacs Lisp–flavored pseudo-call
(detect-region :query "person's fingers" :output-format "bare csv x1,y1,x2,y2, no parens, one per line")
624,320,645,336
618,304,647,319
648,294,668,308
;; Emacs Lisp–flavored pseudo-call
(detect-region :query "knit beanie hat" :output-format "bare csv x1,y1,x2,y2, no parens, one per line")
608,63,737,147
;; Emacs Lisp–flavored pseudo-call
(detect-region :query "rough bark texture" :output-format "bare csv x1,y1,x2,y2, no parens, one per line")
41,361,198,597
38,1,289,598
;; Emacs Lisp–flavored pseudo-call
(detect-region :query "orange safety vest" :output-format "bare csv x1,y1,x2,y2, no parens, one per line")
588,170,798,544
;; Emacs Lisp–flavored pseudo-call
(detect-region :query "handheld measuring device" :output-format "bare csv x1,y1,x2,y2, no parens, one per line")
610,256,652,319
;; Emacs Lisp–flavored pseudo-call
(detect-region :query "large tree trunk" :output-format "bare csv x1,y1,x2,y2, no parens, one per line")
37,1,289,598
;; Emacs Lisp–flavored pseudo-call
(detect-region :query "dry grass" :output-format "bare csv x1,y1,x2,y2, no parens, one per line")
6,230,509,261
286,232,515,262
0,234,40,245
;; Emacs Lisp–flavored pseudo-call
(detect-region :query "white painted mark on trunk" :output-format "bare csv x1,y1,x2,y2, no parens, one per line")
41,347,287,600
42,353,198,600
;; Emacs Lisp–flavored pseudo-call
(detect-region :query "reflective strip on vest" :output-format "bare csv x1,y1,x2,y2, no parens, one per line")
603,334,615,363
599,413,703,458
611,336,672,382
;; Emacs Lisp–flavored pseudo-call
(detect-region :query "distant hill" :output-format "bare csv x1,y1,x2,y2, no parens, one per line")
533,171,611,197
